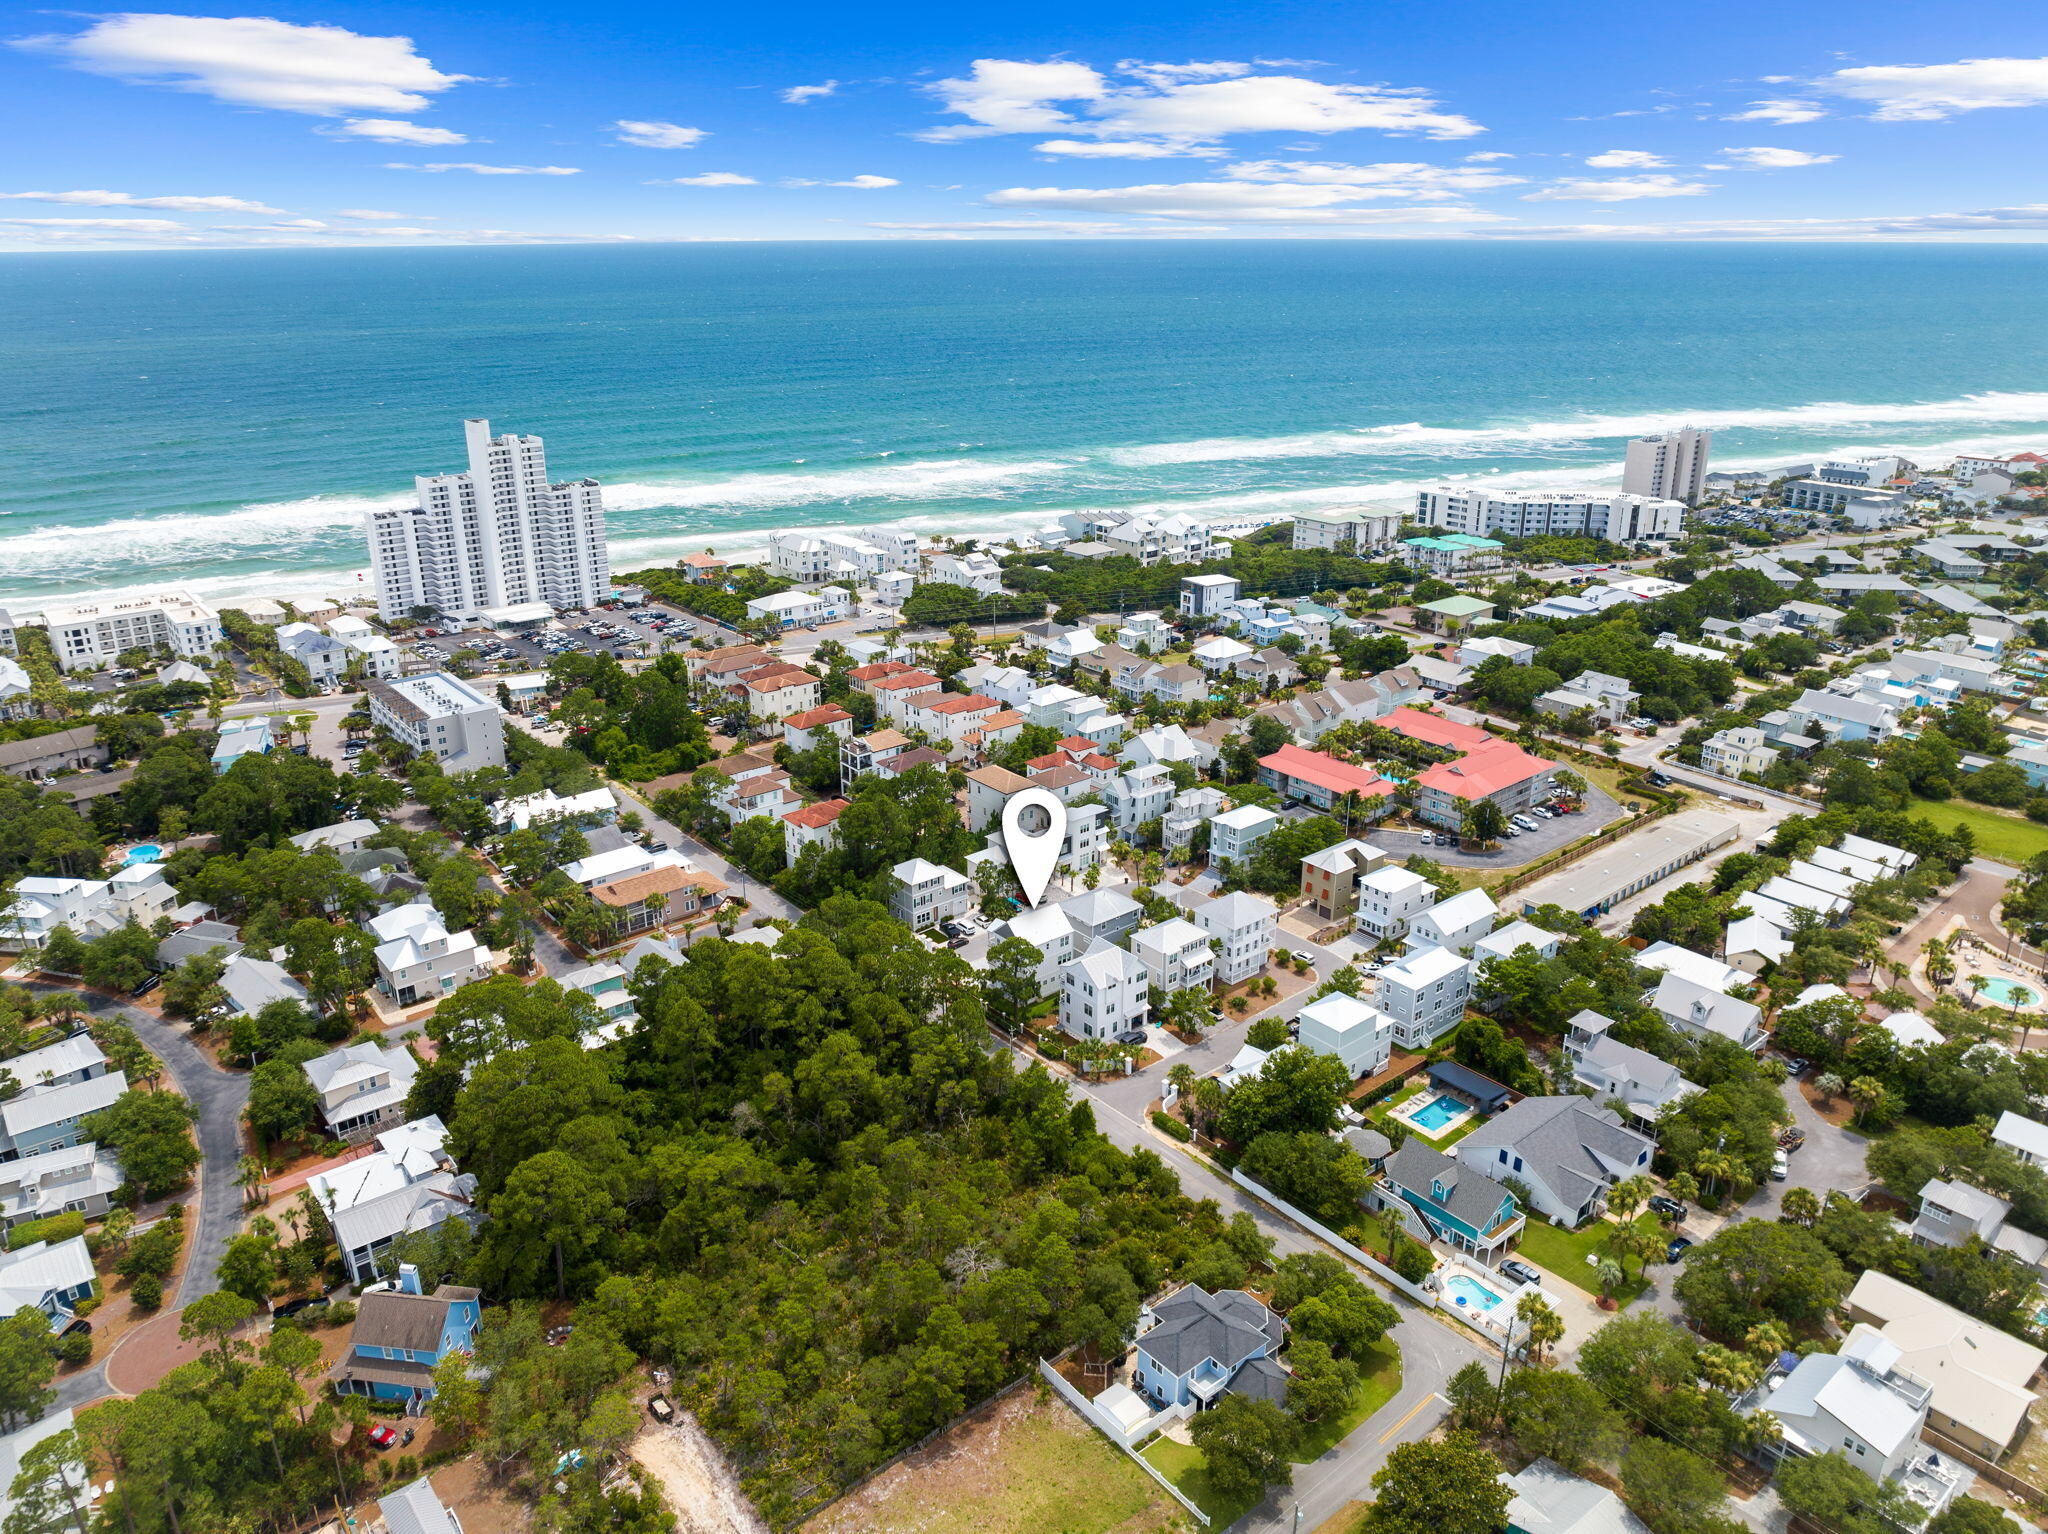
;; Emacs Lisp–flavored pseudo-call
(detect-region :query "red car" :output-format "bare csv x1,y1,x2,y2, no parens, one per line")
367,1424,400,1450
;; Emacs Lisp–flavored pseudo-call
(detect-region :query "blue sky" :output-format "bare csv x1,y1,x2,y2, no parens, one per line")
4,0,2048,248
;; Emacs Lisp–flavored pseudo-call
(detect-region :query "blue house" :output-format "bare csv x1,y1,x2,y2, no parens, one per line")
0,1236,97,1321
329,1266,480,1407
211,715,275,774
1378,1138,1525,1261
1130,1285,1288,1410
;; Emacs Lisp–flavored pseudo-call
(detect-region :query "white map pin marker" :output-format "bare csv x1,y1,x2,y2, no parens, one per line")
1001,786,1067,909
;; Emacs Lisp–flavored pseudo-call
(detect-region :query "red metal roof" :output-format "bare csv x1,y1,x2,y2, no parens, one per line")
1258,744,1393,799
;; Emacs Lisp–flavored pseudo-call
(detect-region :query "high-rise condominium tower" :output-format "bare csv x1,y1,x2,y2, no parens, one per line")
1621,427,1711,505
366,419,609,621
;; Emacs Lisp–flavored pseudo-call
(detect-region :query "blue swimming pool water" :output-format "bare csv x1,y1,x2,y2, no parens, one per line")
121,844,164,866
1973,975,2041,1008
1442,1275,1506,1312
1410,1094,1467,1133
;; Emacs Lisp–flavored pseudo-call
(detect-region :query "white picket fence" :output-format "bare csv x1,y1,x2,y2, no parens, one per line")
1225,1166,1437,1307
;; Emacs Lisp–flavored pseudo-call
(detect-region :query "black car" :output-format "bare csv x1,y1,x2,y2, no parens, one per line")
271,1295,330,1326
1648,1194,1685,1221
1498,1259,1542,1287
1112,1029,1148,1047
1665,1236,1694,1264
937,920,968,941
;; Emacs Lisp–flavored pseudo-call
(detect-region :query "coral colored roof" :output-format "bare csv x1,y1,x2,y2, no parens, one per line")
1258,744,1393,799
681,552,726,568
782,798,849,829
925,692,998,715
1057,736,1101,751
1080,753,1117,771
848,662,914,682
1026,753,1065,771
1413,739,1557,799
1379,707,1495,752
870,671,942,692
980,710,1026,729
784,705,851,729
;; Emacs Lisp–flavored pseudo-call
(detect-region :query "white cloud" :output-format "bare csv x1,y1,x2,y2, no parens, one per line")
1464,151,1515,162
1717,146,1837,168
917,56,1482,152
868,219,1142,232
385,162,580,175
613,120,707,148
1523,174,1713,202
1817,55,2048,121
1115,60,1252,86
1223,160,1525,196
984,179,1504,224
1725,98,1826,124
330,118,468,145
14,13,470,115
0,188,281,212
1492,203,2048,239
782,174,900,188
334,208,409,219
781,81,838,105
1583,149,1669,168
2,216,187,232
1034,138,1215,158
652,172,757,186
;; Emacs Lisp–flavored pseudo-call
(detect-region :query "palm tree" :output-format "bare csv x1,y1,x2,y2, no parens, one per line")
1607,1174,1653,1225
1847,1076,1887,1127
1189,1078,1224,1140
1515,1292,1564,1364
1967,974,1993,1010
1922,937,1955,992
1594,1258,1626,1307
1813,1071,1845,1104
1166,1061,1196,1106
1695,1149,1737,1202
1781,1186,1821,1226
234,1155,268,1210
1744,1320,1792,1364
1664,1171,1699,1209
1552,769,1587,804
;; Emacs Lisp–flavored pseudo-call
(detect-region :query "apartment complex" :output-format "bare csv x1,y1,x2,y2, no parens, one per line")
365,419,608,622
34,591,220,674
1620,427,1711,504
1413,489,1685,544
368,672,506,772
1291,509,1402,553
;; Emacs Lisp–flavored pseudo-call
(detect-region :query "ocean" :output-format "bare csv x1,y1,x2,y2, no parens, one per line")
2,240,2047,610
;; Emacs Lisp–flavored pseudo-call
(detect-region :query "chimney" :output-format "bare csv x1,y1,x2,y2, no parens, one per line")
398,1263,423,1296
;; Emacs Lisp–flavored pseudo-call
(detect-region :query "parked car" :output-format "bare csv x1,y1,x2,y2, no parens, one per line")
367,1424,400,1450
1112,1028,1148,1047
1665,1236,1694,1264
1648,1194,1685,1221
1498,1258,1542,1287
272,1295,330,1326
1770,1151,1789,1181
647,1395,675,1424
1778,1128,1806,1152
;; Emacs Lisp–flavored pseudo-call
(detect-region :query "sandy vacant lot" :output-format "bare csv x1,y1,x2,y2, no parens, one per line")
633,1410,772,1534
803,1387,1182,1534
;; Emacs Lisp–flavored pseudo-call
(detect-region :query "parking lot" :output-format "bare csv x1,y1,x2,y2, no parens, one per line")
400,602,724,675
1341,783,1625,869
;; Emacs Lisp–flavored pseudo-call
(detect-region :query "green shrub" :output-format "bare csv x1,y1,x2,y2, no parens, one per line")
1036,1039,1065,1062
1390,1237,1434,1284
324,1300,358,1329
1152,1111,1192,1142
129,1272,164,1310
54,1331,92,1367
7,1212,86,1252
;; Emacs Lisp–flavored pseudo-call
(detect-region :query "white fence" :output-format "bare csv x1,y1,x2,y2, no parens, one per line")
1224,1166,1437,1307
1037,1360,1210,1527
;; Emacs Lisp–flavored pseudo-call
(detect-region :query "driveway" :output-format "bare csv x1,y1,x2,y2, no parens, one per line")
24,983,249,1410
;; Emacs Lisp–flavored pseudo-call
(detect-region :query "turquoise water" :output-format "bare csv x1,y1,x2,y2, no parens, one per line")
120,844,163,865
1973,976,2041,1007
3,243,2048,607
1411,1093,1468,1133
1442,1275,1505,1312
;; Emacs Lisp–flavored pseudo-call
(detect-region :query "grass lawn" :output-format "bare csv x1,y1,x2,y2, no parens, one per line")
1293,1341,1403,1461
1516,1212,1663,1305
1142,1435,1262,1528
1907,797,2048,867
803,1389,1180,1534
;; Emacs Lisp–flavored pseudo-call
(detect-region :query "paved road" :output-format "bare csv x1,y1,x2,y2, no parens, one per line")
23,985,249,1307
612,781,804,925
1048,1050,1488,1533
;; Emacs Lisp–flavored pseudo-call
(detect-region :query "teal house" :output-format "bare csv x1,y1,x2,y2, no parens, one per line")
1378,1138,1524,1261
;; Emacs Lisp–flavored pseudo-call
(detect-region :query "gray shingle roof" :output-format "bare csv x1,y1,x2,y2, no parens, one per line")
1383,1138,1517,1234
1136,1285,1282,1376
1457,1097,1653,1213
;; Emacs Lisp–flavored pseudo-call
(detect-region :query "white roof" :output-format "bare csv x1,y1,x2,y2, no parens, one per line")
1874,1011,1943,1049
1380,944,1471,989
1069,937,1148,987
1769,1334,1922,1459
0,1236,94,1313
494,787,617,830
0,1408,77,1527
1361,865,1431,898
0,1071,128,1139
1785,861,1860,901
1212,804,1280,830
997,903,1075,948
1993,1111,2048,1162
367,899,449,946
1474,920,1560,963
1839,833,1915,869
560,844,686,887
1,1034,108,1092
1297,992,1388,1038
1635,942,1744,996
1847,1270,2044,1451
1132,917,1208,957
1417,888,1497,933
1724,916,1793,963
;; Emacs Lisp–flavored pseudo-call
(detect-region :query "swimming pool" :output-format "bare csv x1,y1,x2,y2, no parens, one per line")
1409,1093,1468,1133
1972,975,2042,1008
120,844,164,866
1442,1274,1506,1312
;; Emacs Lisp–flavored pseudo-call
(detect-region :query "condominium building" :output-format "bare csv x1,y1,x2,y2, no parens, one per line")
1375,946,1475,1048
1291,509,1403,553
1413,489,1685,544
1192,891,1277,986
365,419,608,622
1621,427,1710,505
368,672,506,772
35,591,220,674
